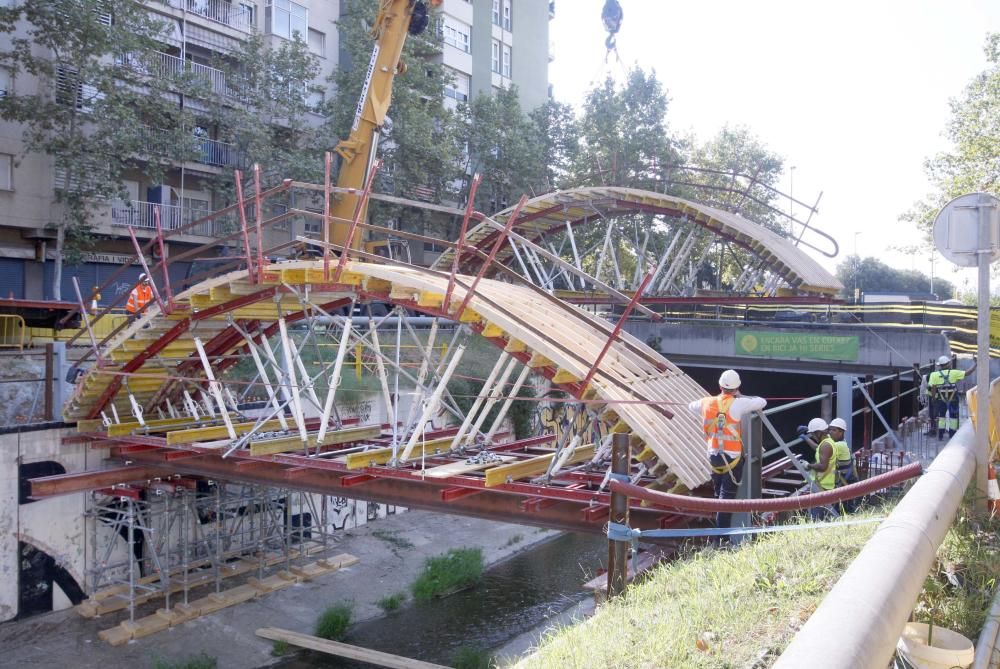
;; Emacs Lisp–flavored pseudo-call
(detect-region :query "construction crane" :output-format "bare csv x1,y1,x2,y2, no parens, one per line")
328,0,438,250
602,0,623,51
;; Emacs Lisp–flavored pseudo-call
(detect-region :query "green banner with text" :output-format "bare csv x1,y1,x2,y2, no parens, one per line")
735,331,859,361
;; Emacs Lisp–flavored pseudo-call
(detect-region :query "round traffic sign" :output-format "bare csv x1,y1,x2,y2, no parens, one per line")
932,192,1000,267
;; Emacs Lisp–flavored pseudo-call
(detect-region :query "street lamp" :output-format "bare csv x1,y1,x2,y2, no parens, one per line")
788,166,797,236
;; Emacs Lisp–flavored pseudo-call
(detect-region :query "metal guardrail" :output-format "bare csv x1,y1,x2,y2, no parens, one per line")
167,0,254,32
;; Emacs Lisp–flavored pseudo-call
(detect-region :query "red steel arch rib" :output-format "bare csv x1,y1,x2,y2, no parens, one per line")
65,259,714,489
432,186,843,296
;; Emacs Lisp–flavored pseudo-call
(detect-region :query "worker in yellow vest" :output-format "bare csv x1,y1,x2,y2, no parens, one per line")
688,369,766,530
828,417,858,512
801,418,837,519
927,355,975,440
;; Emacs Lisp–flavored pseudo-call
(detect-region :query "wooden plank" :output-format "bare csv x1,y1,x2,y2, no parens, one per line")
412,455,516,479
343,437,453,470
484,444,595,487
249,424,382,456
255,628,450,669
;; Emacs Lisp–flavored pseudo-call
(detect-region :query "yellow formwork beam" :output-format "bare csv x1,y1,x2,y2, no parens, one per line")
481,322,505,338
343,437,453,470
527,352,553,368
248,424,382,456
484,444,595,487
417,291,444,308
166,417,294,445
504,339,526,353
107,415,229,438
551,368,581,384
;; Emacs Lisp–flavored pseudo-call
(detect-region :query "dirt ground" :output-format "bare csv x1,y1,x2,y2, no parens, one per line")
0,509,559,669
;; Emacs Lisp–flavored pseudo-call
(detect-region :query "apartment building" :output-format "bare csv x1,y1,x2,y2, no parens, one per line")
0,0,549,304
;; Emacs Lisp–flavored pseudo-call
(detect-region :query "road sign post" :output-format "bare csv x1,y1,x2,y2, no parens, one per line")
933,192,1000,513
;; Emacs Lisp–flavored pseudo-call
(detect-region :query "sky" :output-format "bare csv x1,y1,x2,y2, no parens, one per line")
549,0,1000,293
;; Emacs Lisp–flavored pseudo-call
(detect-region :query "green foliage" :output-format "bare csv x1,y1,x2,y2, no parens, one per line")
451,646,496,669
153,653,217,669
503,533,523,548
466,85,548,212
371,528,415,550
912,503,1000,640
376,591,407,613
270,640,290,657
411,547,483,602
902,32,1000,247
835,254,955,300
315,603,352,641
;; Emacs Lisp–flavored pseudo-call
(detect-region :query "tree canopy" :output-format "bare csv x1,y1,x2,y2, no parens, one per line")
835,254,954,301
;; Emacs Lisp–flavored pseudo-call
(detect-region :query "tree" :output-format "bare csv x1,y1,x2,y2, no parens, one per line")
325,0,465,244
0,0,197,299
902,32,1000,245
465,85,548,213
210,32,324,189
529,99,579,193
835,254,954,300
571,68,679,190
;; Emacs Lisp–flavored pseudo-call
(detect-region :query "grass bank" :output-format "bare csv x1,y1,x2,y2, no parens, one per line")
514,500,1000,669
514,513,883,669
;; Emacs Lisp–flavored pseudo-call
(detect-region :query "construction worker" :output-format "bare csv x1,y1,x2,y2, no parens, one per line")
688,369,766,531
828,417,858,512
801,417,837,519
927,355,975,440
126,273,153,320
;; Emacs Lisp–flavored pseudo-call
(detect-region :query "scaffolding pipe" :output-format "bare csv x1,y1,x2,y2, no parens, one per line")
400,344,466,461
317,316,352,442
450,352,511,451
194,338,237,441
773,424,976,669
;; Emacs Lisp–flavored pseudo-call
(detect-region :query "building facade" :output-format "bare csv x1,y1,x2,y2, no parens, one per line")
0,0,549,304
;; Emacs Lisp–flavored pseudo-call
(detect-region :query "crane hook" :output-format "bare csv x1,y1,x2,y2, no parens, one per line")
601,0,623,51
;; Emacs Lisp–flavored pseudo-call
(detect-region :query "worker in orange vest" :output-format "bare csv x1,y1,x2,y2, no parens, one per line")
688,369,766,531
126,273,153,319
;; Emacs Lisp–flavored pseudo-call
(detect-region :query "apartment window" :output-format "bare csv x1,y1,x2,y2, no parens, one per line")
269,0,307,40
442,18,471,53
501,44,511,77
307,88,325,110
444,17,472,53
492,0,500,26
444,71,470,103
55,65,103,113
308,28,325,57
0,154,12,191
0,68,9,98
491,39,500,74
502,0,512,30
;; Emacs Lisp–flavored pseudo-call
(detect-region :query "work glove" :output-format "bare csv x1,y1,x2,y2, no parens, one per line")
796,425,808,436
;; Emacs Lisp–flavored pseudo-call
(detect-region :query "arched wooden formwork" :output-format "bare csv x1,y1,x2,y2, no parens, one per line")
66,259,714,488
433,186,843,296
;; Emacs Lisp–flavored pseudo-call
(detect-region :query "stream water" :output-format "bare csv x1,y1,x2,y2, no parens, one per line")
273,532,607,668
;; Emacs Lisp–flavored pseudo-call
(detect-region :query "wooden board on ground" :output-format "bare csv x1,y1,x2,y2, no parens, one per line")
412,455,516,479
256,627,450,669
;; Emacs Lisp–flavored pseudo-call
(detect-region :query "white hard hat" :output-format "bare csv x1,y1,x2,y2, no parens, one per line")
829,417,847,431
937,355,951,366
138,273,148,281
807,418,828,433
719,369,741,390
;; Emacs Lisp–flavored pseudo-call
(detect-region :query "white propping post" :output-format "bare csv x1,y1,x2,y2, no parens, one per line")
449,352,510,451
277,318,309,445
317,316,352,443
399,320,438,445
166,398,177,419
369,320,395,435
461,355,519,448
400,345,466,462
128,393,145,427
193,337,237,441
182,390,200,420
246,336,288,431
484,364,532,444
199,390,216,417
110,403,120,424
259,333,292,408
289,338,323,413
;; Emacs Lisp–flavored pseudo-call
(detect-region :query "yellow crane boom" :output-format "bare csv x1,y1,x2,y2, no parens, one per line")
329,0,435,249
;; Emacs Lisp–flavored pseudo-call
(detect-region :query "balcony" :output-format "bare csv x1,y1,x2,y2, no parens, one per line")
138,126,242,169
167,0,254,32
110,200,229,237
121,51,236,98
